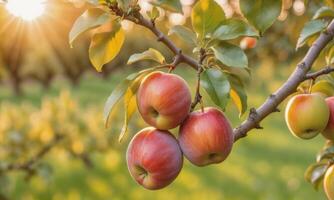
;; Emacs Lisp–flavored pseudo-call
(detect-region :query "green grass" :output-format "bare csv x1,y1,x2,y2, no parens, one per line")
0,68,328,200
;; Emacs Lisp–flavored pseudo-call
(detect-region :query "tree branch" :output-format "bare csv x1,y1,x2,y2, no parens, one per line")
234,20,334,142
1,134,64,172
108,5,200,70
305,66,334,80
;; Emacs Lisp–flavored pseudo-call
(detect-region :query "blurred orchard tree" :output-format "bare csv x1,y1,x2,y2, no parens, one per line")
0,0,334,199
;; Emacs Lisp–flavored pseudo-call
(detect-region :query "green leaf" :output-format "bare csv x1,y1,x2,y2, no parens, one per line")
305,162,329,190
69,8,111,46
313,7,334,20
191,0,225,39
228,74,248,116
117,0,133,11
297,20,327,49
240,0,282,34
168,25,197,45
212,42,248,68
147,6,160,20
201,68,230,110
213,19,259,40
104,68,157,128
127,48,165,64
89,22,125,72
151,0,183,13
325,44,334,65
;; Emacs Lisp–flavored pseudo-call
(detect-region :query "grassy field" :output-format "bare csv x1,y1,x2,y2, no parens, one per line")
0,67,328,200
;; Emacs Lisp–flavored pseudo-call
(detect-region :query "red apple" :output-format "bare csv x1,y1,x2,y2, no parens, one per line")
126,127,183,190
322,97,334,141
137,71,192,130
285,94,329,139
240,37,257,50
178,107,234,166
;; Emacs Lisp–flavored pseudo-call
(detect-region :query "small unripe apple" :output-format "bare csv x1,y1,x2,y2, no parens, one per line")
285,94,330,139
240,37,257,50
178,107,234,166
126,127,183,190
322,97,334,141
137,71,191,130
324,165,334,200
311,80,334,97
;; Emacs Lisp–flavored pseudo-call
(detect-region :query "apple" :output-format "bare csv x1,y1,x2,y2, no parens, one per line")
322,97,334,141
126,127,183,190
178,107,234,166
324,165,334,200
240,37,257,50
137,71,192,130
311,80,334,97
285,94,329,139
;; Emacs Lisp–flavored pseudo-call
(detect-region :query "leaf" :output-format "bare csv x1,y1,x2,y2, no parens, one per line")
305,162,329,190
228,74,248,116
89,22,125,72
213,19,259,41
317,146,334,162
151,0,183,13
118,74,145,142
325,44,334,65
296,20,327,49
147,6,160,20
191,0,225,39
127,48,165,65
201,68,230,110
240,0,282,34
313,6,334,20
69,8,111,46
104,68,156,128
117,0,133,11
168,25,197,45
212,42,248,68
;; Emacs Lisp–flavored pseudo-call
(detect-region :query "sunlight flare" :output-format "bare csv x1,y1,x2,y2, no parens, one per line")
6,0,46,21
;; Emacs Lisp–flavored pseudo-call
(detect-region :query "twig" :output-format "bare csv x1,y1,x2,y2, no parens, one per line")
304,66,334,80
1,134,64,172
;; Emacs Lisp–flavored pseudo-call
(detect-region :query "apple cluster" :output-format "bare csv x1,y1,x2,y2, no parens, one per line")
126,71,234,190
285,81,334,199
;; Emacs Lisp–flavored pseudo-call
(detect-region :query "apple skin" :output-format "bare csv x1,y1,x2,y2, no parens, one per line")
322,97,334,141
324,165,334,200
240,37,257,50
178,107,234,167
285,94,329,139
311,80,334,98
126,127,183,190
137,71,192,130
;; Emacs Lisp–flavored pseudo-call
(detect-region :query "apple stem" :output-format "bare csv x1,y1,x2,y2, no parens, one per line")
191,49,206,112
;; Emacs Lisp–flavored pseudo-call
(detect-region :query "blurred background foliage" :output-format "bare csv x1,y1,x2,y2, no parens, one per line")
0,0,333,199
